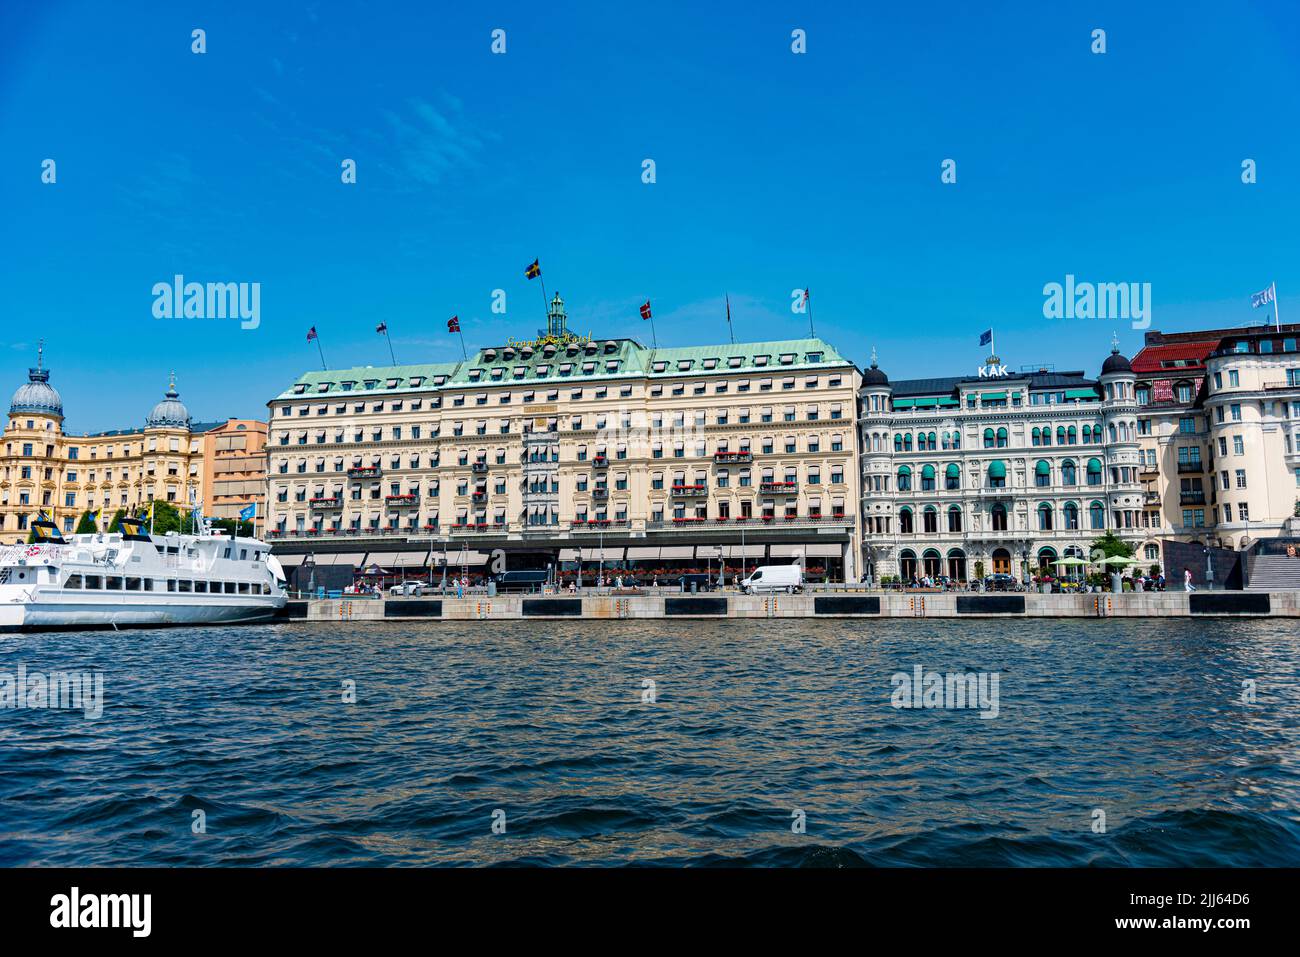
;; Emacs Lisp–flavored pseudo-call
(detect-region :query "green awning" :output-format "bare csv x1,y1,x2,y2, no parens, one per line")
921,464,936,479
981,391,1008,401
1035,460,1050,475
1086,457,1103,473
1065,388,1097,400
913,396,939,407
893,398,915,409
937,397,961,406
987,460,1006,479
898,464,912,475
945,463,960,478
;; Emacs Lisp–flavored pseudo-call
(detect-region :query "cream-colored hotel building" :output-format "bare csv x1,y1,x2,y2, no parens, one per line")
264,295,862,581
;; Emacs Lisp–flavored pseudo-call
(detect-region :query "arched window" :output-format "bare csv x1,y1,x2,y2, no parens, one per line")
1035,459,1051,487
1067,425,1077,445
1089,500,1105,529
1081,425,1091,443
951,431,961,449
1086,458,1103,486
1061,460,1077,485
1063,501,1080,530
894,434,903,452
1031,427,1041,446
928,432,937,451
922,506,938,533
983,428,995,449
899,507,914,534
920,464,936,491
897,465,912,491
996,427,1008,448
947,505,962,532
945,462,961,490
1056,426,1066,444
922,549,942,577
899,549,918,581
987,459,1007,489
1042,427,1051,446
1038,502,1054,530
904,433,913,451
991,503,1008,531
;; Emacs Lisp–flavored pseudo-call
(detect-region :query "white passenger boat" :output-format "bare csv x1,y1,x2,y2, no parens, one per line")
0,517,287,630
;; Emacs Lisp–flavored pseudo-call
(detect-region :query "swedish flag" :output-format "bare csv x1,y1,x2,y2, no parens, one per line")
525,259,541,280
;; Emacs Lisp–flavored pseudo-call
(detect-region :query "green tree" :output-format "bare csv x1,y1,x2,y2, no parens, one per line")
1090,531,1134,559
74,510,96,534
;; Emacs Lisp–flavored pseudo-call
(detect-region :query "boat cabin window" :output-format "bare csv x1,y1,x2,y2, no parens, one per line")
240,549,248,560
125,577,142,591
178,580,192,592
143,579,155,591
84,575,103,590
238,582,250,594
106,576,124,590
223,548,232,559
194,580,208,593
224,581,237,594
167,579,177,592
64,574,84,589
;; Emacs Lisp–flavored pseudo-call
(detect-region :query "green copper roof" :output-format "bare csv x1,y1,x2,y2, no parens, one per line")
274,362,465,401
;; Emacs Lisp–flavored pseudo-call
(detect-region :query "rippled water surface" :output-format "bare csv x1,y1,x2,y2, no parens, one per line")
2,619,1299,866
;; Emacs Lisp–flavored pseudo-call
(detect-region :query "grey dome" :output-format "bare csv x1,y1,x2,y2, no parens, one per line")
10,348,63,418
146,374,191,429
862,348,889,386
1101,342,1132,375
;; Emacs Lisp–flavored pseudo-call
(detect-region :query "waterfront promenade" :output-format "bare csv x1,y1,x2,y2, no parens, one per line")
293,589,1300,621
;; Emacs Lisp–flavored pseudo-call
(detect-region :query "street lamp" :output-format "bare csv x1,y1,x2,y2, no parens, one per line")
303,551,316,597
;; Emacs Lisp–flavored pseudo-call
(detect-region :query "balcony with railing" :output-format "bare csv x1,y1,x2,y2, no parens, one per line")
1176,461,1204,474
713,450,753,464
470,491,488,504
449,522,506,534
591,487,609,500
471,461,489,474
569,519,631,532
385,494,419,507
1180,491,1207,505
671,484,708,497
647,513,851,532
309,497,343,509
347,466,381,479
591,455,609,468
760,481,798,494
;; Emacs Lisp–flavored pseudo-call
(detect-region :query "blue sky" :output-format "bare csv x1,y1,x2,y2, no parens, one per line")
2,0,1298,432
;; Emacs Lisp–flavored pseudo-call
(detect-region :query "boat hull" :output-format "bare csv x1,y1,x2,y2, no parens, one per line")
0,593,286,631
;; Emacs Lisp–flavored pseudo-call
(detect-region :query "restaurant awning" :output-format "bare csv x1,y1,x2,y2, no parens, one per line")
981,391,1008,401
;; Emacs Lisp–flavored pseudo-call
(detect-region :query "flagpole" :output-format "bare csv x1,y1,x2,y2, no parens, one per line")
384,328,397,364
1273,281,1280,332
806,288,815,338
314,334,327,370
457,328,468,361
725,294,734,344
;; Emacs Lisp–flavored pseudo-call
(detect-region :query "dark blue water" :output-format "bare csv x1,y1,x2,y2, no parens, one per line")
1,619,1298,866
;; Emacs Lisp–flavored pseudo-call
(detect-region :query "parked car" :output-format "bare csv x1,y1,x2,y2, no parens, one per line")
982,574,1018,591
740,564,804,594
389,581,424,596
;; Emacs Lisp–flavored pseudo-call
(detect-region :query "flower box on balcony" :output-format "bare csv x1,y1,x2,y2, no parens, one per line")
385,494,418,505
670,484,707,495
471,462,489,474
347,466,381,479
592,456,609,468
760,482,797,493
309,497,343,508
713,451,753,463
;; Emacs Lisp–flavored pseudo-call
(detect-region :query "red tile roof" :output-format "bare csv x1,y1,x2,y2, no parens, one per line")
1130,340,1219,374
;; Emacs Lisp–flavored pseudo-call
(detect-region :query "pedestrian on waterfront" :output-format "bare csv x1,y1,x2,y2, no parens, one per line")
456,577,464,599
1184,567,1195,592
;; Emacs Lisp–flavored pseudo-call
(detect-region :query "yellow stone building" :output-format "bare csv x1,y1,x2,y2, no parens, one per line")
0,348,266,544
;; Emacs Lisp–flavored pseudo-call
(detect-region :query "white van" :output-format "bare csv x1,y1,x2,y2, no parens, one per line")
740,564,803,594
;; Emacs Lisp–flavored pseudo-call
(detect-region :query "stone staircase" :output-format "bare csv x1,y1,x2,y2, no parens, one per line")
1246,552,1300,591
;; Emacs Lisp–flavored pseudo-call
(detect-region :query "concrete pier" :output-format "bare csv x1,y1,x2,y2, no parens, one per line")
289,590,1300,621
